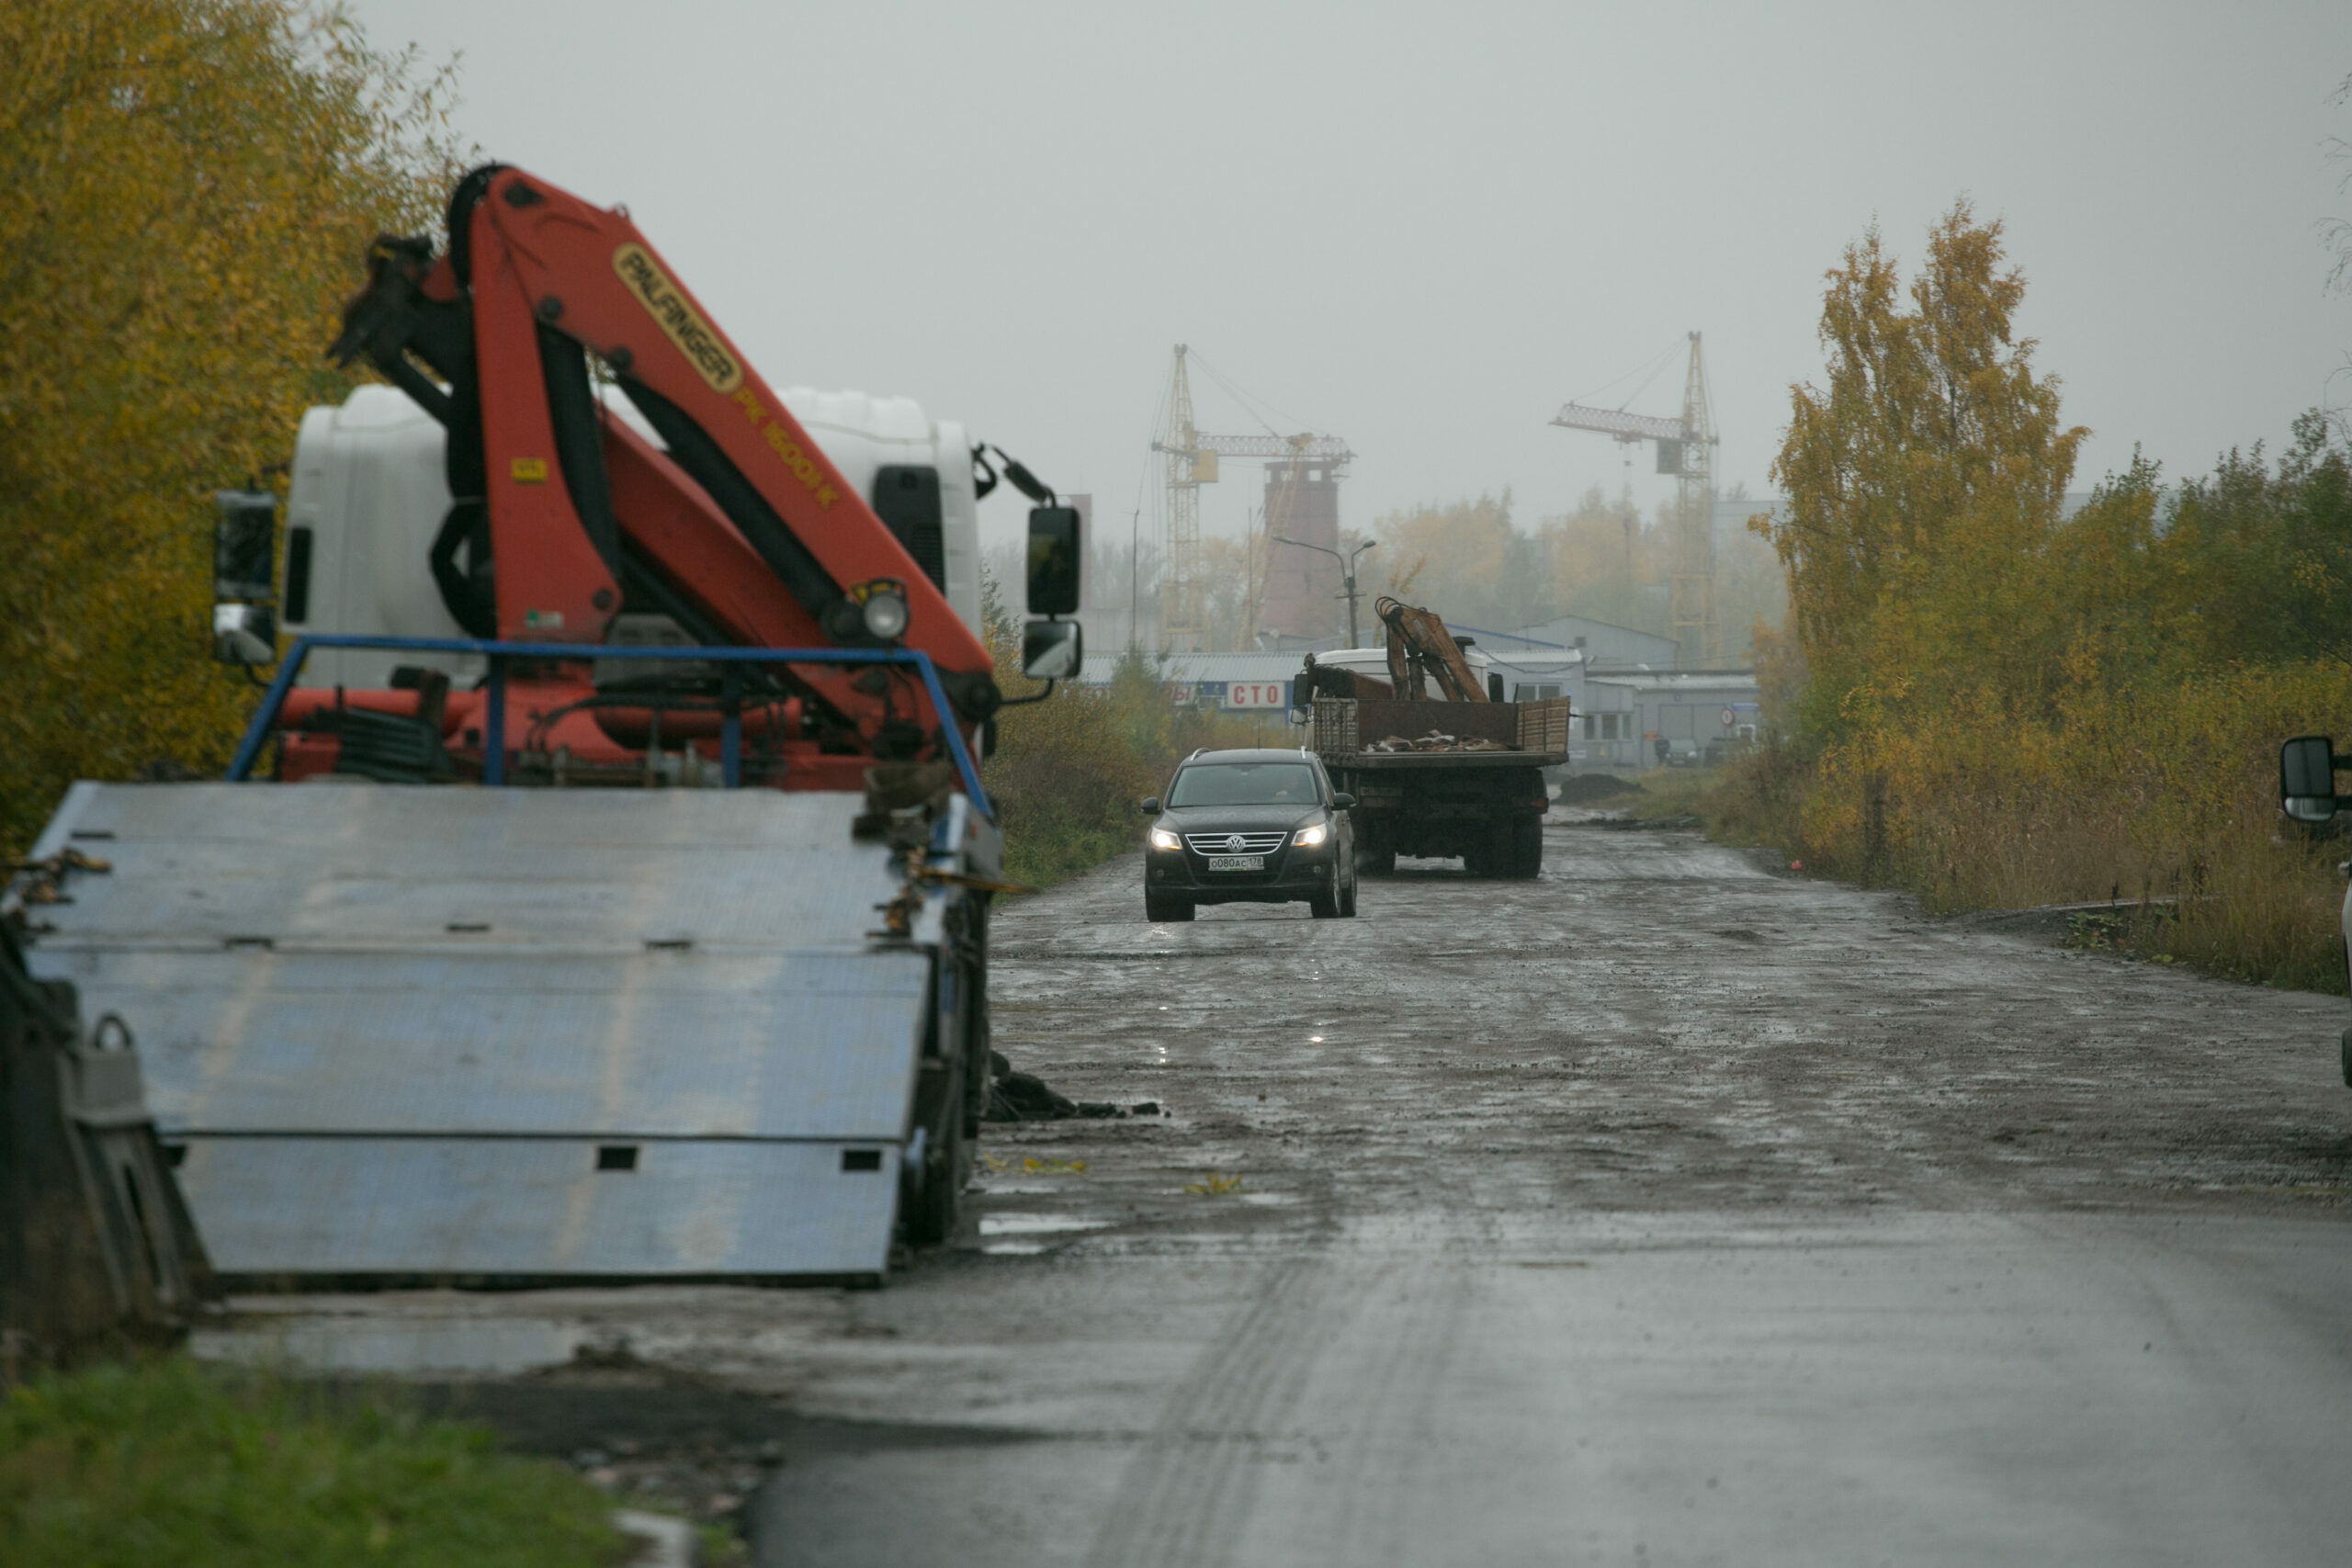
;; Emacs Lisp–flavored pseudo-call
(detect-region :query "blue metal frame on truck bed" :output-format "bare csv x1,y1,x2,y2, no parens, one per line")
226,633,991,811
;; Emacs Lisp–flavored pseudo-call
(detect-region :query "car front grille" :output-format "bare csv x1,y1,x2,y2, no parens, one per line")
1183,831,1288,855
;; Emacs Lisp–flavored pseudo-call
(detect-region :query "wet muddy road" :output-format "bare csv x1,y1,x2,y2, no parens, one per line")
754,813,2352,1566
205,813,2352,1564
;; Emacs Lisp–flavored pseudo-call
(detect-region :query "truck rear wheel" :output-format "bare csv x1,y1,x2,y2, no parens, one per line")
1464,826,1509,878
1508,818,1544,878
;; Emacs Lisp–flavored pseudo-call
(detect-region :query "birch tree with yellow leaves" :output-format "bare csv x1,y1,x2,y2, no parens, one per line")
1731,201,2351,988
1758,201,2086,741
0,0,461,852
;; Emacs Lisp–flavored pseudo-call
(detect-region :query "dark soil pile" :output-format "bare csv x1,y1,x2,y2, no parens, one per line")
983,1051,1133,1122
1554,773,1644,803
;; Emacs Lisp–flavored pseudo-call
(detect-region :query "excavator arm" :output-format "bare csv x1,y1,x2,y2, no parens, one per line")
1376,595,1485,703
330,164,1003,736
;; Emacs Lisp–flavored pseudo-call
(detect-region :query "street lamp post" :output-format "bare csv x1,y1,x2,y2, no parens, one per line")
1271,536,1378,649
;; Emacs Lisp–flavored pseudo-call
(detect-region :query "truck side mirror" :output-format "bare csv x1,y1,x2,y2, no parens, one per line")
2280,736,2346,823
1022,618,1082,681
212,490,278,666
214,490,277,600
212,603,277,665
1027,506,1081,618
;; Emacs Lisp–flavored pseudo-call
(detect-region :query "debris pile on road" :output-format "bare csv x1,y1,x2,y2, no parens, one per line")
984,1051,1156,1122
1367,730,1511,753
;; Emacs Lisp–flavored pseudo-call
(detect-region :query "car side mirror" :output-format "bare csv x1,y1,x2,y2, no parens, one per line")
1027,505,1081,617
1022,617,1082,680
1331,792,1356,809
1140,797,1161,815
2280,735,2346,823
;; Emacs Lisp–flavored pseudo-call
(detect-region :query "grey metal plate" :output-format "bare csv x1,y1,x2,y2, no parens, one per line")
32,947,928,1139
28,784,899,952
21,784,933,1279
178,1137,899,1277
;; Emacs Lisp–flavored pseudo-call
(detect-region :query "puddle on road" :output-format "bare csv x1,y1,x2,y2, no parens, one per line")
977,1213,1114,1256
978,1214,1114,1235
191,1316,586,1377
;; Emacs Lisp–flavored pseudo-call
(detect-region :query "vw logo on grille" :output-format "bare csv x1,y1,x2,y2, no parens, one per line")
1222,834,1248,852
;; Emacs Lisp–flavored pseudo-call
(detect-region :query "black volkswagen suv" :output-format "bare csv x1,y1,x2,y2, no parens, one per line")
1140,748,1357,922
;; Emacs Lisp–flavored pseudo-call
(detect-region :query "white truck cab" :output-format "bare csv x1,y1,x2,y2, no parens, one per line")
280,383,988,691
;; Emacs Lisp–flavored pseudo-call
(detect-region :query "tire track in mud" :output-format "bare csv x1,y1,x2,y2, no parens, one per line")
1306,1226,1487,1568
1080,1253,1356,1568
1078,1201,1498,1567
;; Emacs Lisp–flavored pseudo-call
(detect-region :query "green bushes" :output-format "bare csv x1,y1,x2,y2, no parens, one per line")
0,1357,618,1568
982,641,1261,887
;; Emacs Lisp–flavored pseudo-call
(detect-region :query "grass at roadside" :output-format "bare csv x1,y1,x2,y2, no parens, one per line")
984,642,1264,888
0,1356,624,1568
1665,747,2349,997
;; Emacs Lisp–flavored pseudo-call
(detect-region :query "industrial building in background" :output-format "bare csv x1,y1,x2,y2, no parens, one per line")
1152,344,1352,651
1552,332,1720,666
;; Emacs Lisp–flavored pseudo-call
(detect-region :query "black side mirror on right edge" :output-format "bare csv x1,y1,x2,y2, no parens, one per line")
1139,797,1160,815
2280,736,2347,824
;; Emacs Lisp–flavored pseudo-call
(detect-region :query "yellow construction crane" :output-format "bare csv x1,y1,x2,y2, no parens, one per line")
1152,345,1351,651
1550,332,1719,665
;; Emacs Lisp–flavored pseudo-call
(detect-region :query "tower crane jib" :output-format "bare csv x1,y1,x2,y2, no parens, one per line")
1548,331,1719,666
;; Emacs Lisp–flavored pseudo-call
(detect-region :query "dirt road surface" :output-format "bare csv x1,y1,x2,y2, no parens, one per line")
202,813,2352,1565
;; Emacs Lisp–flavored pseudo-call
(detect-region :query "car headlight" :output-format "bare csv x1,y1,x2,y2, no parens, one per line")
1293,822,1329,848
1148,828,1182,851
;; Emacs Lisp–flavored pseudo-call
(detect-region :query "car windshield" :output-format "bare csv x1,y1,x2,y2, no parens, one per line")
1169,761,1319,808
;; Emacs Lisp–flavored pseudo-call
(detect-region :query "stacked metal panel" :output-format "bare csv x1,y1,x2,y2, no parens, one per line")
21,784,927,1280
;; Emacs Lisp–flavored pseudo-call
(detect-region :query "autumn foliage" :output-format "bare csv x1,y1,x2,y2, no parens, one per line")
977,581,1261,886
1741,202,2352,989
0,0,459,852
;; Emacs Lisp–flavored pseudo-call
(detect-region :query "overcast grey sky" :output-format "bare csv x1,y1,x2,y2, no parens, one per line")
348,0,2348,556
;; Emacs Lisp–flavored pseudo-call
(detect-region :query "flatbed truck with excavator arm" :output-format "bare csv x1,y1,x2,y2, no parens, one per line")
1296,597,1569,879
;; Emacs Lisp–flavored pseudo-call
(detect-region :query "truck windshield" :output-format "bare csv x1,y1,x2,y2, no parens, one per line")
1169,762,1319,807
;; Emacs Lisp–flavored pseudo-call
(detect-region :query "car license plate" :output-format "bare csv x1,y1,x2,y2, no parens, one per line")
1206,854,1265,872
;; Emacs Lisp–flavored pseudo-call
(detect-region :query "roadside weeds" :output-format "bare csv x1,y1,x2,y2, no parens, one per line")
1617,761,2349,997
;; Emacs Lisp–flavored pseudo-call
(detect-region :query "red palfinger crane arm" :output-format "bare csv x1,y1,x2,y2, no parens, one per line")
332,164,1004,738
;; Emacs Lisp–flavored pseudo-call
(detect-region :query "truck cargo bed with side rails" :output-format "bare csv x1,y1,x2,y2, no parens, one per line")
1309,695,1569,878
